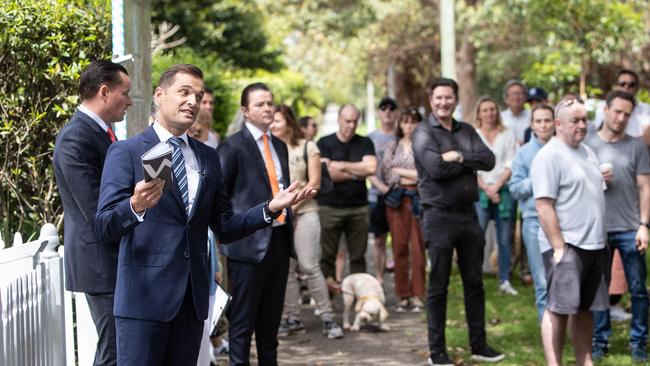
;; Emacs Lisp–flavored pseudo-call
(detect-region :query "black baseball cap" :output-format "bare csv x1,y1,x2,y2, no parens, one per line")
527,87,548,102
378,97,397,111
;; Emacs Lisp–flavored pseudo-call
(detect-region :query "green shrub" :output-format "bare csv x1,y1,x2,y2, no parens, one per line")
0,0,111,243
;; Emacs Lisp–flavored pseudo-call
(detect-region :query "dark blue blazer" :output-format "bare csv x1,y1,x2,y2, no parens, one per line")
53,109,119,294
217,126,294,263
94,126,269,322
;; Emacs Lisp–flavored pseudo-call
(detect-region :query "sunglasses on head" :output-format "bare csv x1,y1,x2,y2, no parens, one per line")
380,105,396,112
560,97,585,107
618,81,637,89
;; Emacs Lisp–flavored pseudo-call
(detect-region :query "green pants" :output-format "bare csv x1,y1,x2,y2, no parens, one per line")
319,205,369,280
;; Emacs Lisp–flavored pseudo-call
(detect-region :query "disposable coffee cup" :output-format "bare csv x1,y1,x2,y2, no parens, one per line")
600,162,613,174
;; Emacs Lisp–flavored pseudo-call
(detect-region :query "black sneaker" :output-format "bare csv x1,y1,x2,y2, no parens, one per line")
428,351,454,366
471,345,505,363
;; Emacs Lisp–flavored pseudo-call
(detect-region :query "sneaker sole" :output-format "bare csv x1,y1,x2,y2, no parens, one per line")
278,328,306,338
471,354,505,363
326,332,344,339
322,329,344,339
428,358,453,366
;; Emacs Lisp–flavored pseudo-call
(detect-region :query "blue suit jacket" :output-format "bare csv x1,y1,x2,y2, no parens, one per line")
94,126,269,322
217,126,294,263
53,110,119,294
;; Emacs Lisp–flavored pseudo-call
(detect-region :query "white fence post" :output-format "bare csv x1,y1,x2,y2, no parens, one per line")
0,224,66,366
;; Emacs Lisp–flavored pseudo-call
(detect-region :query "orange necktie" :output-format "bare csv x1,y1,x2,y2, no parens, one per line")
262,134,285,223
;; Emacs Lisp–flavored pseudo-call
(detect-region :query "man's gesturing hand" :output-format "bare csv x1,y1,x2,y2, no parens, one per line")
269,181,318,213
130,178,165,213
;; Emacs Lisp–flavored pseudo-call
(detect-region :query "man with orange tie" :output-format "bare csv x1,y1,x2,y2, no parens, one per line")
217,83,294,366
53,59,132,366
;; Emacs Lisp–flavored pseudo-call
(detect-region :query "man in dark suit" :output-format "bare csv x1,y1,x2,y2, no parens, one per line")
53,60,131,366
94,65,314,366
217,83,293,366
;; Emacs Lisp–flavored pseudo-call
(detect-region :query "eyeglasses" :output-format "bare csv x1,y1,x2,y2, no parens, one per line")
380,105,396,112
618,81,637,89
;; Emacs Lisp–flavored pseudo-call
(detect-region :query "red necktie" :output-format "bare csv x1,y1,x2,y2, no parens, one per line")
106,126,117,143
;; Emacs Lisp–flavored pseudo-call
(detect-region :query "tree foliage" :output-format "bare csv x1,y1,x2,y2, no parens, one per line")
0,0,111,242
151,0,283,71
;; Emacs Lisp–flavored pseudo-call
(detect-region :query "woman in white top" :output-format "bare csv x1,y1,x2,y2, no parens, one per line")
270,104,344,339
472,96,518,295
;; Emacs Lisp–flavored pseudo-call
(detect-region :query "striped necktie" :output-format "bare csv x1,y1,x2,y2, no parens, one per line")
168,137,189,214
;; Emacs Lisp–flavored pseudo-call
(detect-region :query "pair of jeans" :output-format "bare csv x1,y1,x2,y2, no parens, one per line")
475,200,513,283
593,230,649,349
283,211,333,320
422,207,487,353
521,217,547,321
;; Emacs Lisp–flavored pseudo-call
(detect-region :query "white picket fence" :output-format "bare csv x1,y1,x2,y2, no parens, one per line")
0,224,98,366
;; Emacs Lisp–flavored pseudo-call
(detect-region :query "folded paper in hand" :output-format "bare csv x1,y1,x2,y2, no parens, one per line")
210,283,232,336
141,141,173,192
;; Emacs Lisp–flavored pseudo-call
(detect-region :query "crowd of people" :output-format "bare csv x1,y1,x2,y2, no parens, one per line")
52,58,650,366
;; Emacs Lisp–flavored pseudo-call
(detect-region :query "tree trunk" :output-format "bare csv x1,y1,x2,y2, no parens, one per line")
457,25,477,122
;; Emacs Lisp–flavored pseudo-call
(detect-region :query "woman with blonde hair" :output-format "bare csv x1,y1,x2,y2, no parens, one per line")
472,96,518,295
270,104,344,339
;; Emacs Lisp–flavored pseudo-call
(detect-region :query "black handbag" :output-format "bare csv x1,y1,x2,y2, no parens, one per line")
304,141,333,194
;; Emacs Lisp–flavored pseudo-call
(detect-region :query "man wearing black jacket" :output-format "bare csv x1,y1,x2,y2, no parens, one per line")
413,78,504,366
53,60,131,366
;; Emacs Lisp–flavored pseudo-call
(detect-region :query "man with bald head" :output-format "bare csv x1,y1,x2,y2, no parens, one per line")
532,98,609,366
317,104,377,289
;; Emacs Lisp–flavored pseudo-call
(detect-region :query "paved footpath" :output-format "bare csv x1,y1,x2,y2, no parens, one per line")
272,271,431,366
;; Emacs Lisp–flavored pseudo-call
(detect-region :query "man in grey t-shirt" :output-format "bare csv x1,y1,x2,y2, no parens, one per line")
532,98,609,366
586,90,650,363
367,97,397,285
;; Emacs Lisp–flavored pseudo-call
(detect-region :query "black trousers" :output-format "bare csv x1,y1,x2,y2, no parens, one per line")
421,207,488,354
85,292,117,366
227,225,291,366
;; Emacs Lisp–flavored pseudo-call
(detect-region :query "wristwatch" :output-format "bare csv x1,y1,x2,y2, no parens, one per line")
641,222,650,229
263,200,282,223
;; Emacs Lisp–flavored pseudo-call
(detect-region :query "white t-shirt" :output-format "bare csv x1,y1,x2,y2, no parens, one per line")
500,108,531,144
531,137,606,252
593,100,650,138
476,128,517,185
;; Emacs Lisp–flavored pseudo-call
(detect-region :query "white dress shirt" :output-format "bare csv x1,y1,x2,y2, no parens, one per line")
153,122,201,214
78,104,109,132
500,108,531,144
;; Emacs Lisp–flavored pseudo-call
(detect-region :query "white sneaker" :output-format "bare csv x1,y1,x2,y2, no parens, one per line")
610,304,632,322
499,280,518,295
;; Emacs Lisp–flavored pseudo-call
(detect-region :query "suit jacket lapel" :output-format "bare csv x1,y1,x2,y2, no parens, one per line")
75,110,112,149
241,127,271,190
187,138,205,221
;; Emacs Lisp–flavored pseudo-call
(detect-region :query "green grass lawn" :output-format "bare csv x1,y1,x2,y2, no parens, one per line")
441,268,645,365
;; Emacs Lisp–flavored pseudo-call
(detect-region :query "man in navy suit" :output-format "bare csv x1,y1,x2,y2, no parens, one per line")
53,60,131,366
94,65,314,366
217,83,293,366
